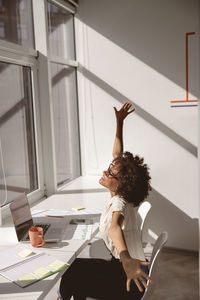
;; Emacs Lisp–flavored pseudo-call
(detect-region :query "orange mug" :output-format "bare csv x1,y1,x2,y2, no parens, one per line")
29,227,45,247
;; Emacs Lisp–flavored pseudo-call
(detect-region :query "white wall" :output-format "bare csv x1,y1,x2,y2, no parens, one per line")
75,0,199,251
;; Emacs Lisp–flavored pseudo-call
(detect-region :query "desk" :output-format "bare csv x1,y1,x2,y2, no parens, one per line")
0,192,109,300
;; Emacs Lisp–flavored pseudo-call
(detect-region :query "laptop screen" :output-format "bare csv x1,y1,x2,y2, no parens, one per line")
10,193,33,241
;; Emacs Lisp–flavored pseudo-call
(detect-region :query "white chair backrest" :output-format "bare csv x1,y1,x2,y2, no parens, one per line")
137,201,152,235
141,231,168,300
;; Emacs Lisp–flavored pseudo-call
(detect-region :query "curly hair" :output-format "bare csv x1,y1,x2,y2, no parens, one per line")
112,151,151,207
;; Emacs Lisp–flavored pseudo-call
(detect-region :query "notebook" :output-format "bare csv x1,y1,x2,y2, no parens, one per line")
0,244,68,287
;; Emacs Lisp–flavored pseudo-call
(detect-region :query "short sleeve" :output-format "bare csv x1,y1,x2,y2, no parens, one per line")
110,195,126,216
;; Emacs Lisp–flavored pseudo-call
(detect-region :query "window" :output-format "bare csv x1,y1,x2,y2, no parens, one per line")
0,0,34,48
48,1,75,60
0,0,40,209
48,1,80,187
50,63,80,186
0,62,37,205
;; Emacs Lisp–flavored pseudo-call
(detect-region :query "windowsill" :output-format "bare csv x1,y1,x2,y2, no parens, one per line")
58,175,107,193
0,176,108,226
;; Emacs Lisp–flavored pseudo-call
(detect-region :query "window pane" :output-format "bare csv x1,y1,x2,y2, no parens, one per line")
0,62,37,206
0,0,34,48
47,1,75,60
51,63,80,187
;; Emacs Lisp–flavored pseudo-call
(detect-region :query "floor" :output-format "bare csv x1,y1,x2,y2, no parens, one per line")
149,247,198,300
44,242,199,300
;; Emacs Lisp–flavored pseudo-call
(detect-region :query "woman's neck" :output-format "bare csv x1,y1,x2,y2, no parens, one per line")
110,190,117,197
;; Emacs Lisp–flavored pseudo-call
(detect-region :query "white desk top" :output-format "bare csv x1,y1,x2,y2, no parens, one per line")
0,192,109,300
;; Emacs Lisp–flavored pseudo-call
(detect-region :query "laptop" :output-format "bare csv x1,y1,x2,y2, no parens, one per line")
10,193,66,242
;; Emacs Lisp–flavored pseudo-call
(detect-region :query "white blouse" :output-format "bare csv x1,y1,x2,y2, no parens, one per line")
99,195,146,261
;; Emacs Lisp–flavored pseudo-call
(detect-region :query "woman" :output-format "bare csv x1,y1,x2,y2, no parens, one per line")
58,102,153,300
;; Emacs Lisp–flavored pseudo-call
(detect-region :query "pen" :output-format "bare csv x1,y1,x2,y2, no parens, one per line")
45,215,64,218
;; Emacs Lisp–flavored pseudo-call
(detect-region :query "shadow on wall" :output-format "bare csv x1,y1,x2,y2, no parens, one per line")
78,0,199,97
79,66,197,156
143,189,199,251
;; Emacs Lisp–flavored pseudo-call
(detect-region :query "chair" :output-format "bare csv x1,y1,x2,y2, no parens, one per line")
137,201,152,238
89,235,111,260
141,231,168,300
87,232,168,300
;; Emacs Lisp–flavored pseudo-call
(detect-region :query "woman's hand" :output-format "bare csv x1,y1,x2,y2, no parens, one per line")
114,101,135,123
120,252,153,292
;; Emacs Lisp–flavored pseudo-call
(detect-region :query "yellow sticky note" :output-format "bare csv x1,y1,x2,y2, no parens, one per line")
33,267,51,278
17,274,36,286
72,206,85,211
48,260,67,272
17,249,35,258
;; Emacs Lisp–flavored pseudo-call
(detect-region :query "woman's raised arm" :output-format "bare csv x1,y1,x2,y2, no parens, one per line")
112,102,135,159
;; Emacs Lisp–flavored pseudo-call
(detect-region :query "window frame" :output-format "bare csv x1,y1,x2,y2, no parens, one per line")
0,0,80,224
49,0,76,14
47,0,77,68
45,0,81,190
0,49,45,221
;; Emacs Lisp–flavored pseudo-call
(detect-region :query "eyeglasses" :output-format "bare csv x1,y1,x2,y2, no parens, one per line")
107,163,120,180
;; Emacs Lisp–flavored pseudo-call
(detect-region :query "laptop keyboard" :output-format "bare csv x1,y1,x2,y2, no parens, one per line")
25,224,50,241
34,223,50,235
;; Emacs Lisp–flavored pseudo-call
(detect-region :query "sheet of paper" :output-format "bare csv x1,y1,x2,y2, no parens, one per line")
32,209,70,217
32,208,103,219
69,208,103,216
63,224,92,240
17,249,36,258
31,209,48,216
16,274,37,286
33,267,51,278
48,260,67,272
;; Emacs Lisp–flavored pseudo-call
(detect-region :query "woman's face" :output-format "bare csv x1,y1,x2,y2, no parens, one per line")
99,163,121,192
